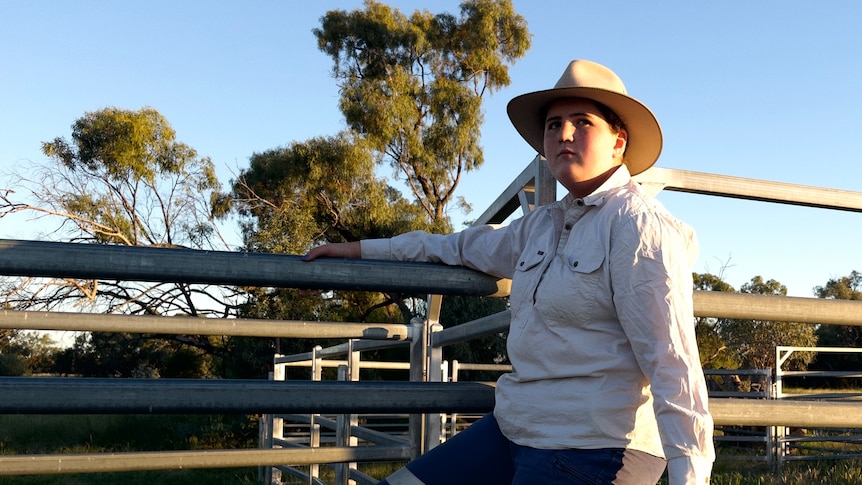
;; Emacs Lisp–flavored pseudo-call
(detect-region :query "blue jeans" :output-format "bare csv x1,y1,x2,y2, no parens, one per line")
402,413,514,484
379,414,666,484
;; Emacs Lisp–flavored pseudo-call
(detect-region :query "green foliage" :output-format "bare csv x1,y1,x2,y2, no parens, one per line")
233,134,435,255
53,332,214,378
718,276,818,370
230,133,440,367
232,133,446,331
7,106,235,319
810,270,862,383
39,107,222,248
692,273,820,372
0,414,256,454
0,414,259,484
314,0,530,222
439,295,509,380
1,106,254,380
0,353,27,376
226,1,531,348
693,273,741,370
0,331,59,376
814,270,862,301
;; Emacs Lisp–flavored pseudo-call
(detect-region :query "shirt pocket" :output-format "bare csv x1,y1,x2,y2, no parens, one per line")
515,247,547,272
536,246,606,326
509,247,548,324
566,247,605,275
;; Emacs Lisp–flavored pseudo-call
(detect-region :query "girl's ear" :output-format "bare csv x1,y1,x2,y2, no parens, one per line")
613,128,628,159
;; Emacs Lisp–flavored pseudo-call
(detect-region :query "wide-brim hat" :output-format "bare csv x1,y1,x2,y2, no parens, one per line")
507,60,662,175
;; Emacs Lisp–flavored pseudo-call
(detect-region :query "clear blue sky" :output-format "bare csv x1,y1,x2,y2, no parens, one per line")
2,0,860,297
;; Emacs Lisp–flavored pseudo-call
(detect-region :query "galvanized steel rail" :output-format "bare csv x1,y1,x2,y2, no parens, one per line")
0,378,496,414
0,446,412,476
0,309,412,340
0,238,508,297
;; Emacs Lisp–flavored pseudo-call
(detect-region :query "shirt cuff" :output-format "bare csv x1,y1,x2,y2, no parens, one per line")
667,456,712,485
359,238,392,260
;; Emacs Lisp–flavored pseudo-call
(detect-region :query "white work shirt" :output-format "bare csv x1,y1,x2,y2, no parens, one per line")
361,166,714,484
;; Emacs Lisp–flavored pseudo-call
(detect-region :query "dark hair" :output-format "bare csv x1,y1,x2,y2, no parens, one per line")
594,102,626,134
542,98,627,134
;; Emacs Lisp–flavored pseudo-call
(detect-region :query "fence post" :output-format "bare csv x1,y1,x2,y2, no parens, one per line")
260,398,273,484
533,155,558,208
335,341,360,485
425,322,444,452
776,347,790,474
423,293,444,453
450,360,460,438
408,317,427,459
261,360,286,484
309,346,323,484
272,361,285,484
439,360,449,442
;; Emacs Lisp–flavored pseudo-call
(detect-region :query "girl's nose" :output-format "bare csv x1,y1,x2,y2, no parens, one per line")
560,121,575,142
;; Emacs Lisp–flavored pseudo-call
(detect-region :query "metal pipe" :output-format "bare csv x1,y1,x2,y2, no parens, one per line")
0,310,411,340
0,239,508,297
0,446,412,476
0,378,496,414
694,291,862,326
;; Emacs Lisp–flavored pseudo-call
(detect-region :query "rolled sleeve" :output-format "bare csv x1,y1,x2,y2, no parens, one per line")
360,238,393,260
361,226,522,279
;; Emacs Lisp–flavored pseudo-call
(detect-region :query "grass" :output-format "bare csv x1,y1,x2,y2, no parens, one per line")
0,414,260,484
0,469,259,485
708,459,862,485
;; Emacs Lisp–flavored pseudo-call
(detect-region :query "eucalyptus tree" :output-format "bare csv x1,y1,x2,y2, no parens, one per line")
231,134,508,375
719,276,818,371
692,272,740,370
231,0,529,371
230,134,440,376
232,135,435,334
37,107,230,249
811,270,862,378
0,107,237,376
314,0,530,227
234,134,433,257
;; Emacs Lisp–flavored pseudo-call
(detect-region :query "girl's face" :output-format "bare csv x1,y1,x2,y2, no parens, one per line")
542,98,627,193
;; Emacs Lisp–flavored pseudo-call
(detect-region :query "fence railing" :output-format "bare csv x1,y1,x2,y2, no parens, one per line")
773,346,862,471
2,160,862,481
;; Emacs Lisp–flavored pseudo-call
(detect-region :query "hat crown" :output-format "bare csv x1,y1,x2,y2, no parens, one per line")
554,60,628,95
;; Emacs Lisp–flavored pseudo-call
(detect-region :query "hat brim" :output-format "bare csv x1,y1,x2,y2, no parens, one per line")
507,86,662,176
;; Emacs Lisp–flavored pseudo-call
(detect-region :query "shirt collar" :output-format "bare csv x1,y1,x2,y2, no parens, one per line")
562,164,632,209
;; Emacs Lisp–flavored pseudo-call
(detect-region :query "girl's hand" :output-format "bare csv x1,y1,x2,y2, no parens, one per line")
301,242,361,261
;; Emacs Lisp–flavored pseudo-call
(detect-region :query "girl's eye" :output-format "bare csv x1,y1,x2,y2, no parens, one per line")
546,120,561,130
576,118,591,126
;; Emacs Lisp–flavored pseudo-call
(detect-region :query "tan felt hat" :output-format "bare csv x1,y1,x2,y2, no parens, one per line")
506,59,662,175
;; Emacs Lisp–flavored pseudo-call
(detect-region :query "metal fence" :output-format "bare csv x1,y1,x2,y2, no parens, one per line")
773,346,862,471
1,158,862,482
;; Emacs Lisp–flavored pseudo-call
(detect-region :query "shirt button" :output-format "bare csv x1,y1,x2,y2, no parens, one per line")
565,223,572,230
573,261,579,268
576,199,585,206
519,261,525,267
